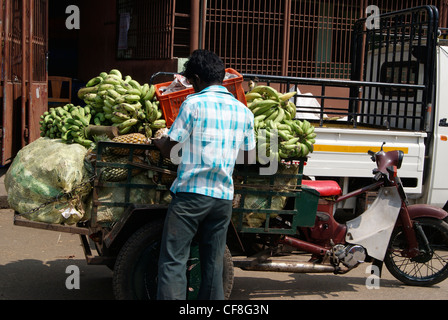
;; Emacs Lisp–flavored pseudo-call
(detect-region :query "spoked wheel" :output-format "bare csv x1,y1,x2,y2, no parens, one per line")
113,220,234,299
384,218,448,286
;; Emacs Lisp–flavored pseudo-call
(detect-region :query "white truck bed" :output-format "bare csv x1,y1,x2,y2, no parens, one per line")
303,127,427,196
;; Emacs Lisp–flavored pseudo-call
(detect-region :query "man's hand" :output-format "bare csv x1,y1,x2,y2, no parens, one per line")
153,136,179,160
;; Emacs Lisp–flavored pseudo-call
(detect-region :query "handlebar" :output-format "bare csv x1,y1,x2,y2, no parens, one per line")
149,71,178,85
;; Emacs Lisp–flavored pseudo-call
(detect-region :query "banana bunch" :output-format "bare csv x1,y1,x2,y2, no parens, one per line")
39,104,94,148
78,69,165,136
246,85,297,125
246,85,316,162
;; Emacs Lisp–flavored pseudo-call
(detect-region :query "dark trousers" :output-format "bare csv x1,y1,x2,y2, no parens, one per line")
157,192,232,300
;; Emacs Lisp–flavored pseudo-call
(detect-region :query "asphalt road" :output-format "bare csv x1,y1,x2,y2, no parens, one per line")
1,208,448,301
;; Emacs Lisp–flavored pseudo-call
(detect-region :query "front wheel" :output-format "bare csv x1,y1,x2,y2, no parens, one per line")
384,218,448,286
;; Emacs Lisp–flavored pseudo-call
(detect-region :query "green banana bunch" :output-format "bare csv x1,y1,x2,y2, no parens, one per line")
246,85,316,162
78,69,164,137
246,86,297,127
39,104,94,148
280,119,316,159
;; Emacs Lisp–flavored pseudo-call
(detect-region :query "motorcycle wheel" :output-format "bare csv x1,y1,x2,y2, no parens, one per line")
384,218,448,286
113,220,234,299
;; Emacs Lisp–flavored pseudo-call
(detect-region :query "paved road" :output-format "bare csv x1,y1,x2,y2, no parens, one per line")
1,208,448,301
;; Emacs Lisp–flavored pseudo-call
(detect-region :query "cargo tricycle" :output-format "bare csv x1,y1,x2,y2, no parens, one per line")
13,135,448,300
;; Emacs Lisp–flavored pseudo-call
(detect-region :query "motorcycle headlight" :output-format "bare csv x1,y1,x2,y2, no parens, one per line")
397,150,404,169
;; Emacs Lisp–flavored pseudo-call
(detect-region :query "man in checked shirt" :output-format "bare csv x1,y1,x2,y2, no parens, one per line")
154,49,256,300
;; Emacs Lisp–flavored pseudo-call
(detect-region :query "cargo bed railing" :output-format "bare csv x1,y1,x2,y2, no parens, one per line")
232,160,320,235
90,141,171,229
242,6,439,133
242,73,426,130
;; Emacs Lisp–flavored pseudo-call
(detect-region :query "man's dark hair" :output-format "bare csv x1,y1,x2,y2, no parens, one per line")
182,49,225,84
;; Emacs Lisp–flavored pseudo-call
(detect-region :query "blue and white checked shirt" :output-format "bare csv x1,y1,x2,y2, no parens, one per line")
168,85,256,200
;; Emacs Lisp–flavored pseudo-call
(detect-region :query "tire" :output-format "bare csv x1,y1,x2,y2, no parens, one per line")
384,218,448,286
113,220,234,300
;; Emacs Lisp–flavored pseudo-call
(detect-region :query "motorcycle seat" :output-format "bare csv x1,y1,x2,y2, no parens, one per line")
301,180,342,197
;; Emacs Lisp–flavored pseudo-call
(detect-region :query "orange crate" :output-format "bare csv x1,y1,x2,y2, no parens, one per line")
154,68,247,127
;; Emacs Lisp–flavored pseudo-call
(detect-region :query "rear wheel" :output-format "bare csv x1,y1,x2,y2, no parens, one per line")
113,220,234,299
384,218,448,286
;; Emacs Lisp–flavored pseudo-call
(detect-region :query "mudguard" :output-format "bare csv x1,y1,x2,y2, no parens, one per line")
406,204,448,221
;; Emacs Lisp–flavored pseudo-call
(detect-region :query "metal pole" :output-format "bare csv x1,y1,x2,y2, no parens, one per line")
22,0,27,147
190,0,200,53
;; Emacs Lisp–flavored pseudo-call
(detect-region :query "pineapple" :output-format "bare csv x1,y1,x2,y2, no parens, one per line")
111,133,149,155
147,149,176,168
153,128,168,139
100,154,144,182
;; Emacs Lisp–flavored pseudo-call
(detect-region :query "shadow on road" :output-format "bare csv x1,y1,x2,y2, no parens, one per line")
0,258,114,300
230,271,408,300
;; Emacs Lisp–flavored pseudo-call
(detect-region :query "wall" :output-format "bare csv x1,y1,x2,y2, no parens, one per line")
49,0,178,86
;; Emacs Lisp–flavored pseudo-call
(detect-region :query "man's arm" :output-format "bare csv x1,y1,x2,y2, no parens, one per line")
153,136,179,159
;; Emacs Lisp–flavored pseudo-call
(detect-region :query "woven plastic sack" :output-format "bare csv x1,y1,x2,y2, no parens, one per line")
5,138,91,225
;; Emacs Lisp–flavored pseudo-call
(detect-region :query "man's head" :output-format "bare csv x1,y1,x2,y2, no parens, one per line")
182,49,225,92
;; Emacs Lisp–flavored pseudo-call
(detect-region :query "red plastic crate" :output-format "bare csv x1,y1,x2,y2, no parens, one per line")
154,68,247,127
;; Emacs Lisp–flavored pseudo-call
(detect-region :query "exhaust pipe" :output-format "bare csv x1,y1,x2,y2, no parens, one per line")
240,260,336,273
233,235,337,274
241,261,336,273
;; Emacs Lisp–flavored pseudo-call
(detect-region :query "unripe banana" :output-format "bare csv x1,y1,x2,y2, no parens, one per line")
115,86,128,95
265,108,280,122
302,120,310,133
141,83,150,97
109,69,123,79
277,129,292,141
103,76,121,85
128,79,141,90
250,86,281,101
292,121,304,135
114,96,126,104
126,88,142,96
252,100,279,116
150,119,166,129
78,86,98,99
300,143,309,156
113,111,131,120
98,83,115,91
118,118,138,129
279,91,297,101
287,101,297,119
86,77,102,87
102,106,113,114
144,85,156,101
304,140,314,153
245,92,263,102
273,107,285,123
118,103,136,113
107,89,121,99
282,137,300,145
124,94,141,103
